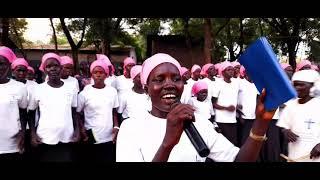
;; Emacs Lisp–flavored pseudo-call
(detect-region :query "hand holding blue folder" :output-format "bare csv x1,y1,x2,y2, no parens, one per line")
239,37,297,111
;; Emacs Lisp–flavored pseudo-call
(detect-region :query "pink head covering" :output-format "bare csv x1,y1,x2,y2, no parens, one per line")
60,56,74,66
191,81,208,96
90,59,109,75
96,54,115,75
130,65,142,80
39,53,61,72
180,67,189,76
11,58,29,70
27,66,35,74
201,63,214,76
296,60,312,72
141,53,181,86
231,61,240,67
218,61,233,77
123,57,136,75
311,64,319,71
191,64,201,73
239,65,246,78
280,63,291,70
0,46,17,63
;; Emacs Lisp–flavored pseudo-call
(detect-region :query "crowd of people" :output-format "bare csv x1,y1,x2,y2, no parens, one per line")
0,45,320,162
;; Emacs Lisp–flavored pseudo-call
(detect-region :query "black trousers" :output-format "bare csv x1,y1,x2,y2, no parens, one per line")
36,143,74,162
258,119,281,162
240,119,254,146
0,152,21,161
79,141,115,162
216,122,238,146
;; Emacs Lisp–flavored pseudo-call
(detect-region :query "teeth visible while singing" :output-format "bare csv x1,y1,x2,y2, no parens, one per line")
162,94,176,98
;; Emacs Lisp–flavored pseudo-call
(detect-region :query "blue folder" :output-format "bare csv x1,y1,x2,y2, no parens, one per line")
239,37,297,111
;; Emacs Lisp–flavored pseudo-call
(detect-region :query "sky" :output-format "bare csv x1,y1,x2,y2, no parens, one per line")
24,18,52,44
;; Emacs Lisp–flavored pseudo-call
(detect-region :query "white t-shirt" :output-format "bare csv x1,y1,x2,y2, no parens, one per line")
28,82,77,145
188,97,214,120
62,76,80,94
77,85,119,144
277,98,320,162
238,79,258,119
90,76,116,89
25,80,38,129
180,79,197,104
116,112,239,162
213,79,240,123
117,89,151,119
0,79,28,154
115,75,133,94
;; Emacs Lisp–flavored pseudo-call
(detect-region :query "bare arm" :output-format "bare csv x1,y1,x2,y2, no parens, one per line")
235,89,276,162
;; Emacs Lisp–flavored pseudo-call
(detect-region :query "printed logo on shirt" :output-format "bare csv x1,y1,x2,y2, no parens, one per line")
9,94,19,105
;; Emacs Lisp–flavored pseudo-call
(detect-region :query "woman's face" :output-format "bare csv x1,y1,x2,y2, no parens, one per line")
0,56,10,79
26,70,35,80
61,64,74,78
293,80,313,99
196,89,208,102
45,58,62,80
92,66,107,84
207,66,216,77
133,74,142,89
125,63,136,77
182,71,191,81
146,63,184,113
223,66,234,79
192,69,201,80
13,65,28,81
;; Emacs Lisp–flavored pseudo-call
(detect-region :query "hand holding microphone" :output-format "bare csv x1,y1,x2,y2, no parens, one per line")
163,101,210,157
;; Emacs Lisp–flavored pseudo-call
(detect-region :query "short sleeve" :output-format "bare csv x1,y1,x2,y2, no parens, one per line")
71,91,78,108
18,85,28,109
117,92,126,113
27,86,39,111
276,105,291,129
76,92,86,113
116,119,145,162
113,90,119,109
194,115,239,162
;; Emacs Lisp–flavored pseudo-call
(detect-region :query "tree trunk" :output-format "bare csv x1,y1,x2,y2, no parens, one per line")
235,18,244,59
11,19,26,59
204,18,212,64
50,18,58,52
226,23,236,61
71,49,79,75
0,18,9,46
287,41,297,69
101,39,110,56
183,18,194,66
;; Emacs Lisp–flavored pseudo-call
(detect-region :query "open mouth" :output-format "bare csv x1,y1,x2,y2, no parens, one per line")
161,93,178,105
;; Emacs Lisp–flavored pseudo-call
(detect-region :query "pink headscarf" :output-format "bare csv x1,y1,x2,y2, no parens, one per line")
123,57,136,75
180,67,189,76
60,56,74,66
0,46,17,63
231,61,240,67
218,61,233,77
296,60,311,72
201,63,214,76
90,59,109,75
191,64,201,73
311,65,319,71
27,66,35,74
280,63,291,70
141,53,181,86
191,81,208,96
130,65,142,80
239,65,246,78
39,53,61,72
96,54,115,75
11,58,29,70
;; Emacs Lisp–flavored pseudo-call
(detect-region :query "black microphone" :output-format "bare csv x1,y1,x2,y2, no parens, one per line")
183,119,210,157
170,101,210,157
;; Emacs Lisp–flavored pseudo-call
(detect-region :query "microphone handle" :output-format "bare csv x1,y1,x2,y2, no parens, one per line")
183,121,210,157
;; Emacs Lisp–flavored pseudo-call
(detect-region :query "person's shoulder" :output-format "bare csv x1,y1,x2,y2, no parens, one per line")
310,97,320,105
